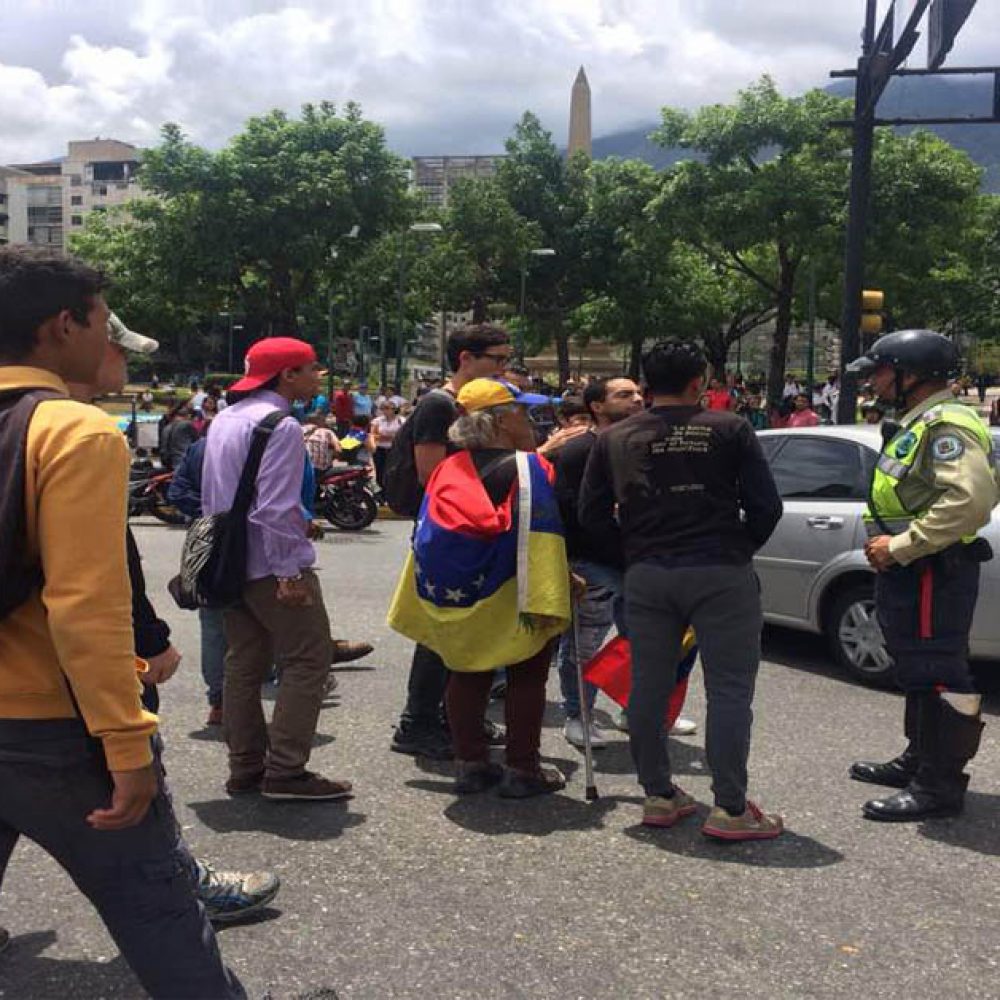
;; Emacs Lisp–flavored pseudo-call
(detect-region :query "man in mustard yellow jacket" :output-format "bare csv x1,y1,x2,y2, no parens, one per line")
0,246,244,998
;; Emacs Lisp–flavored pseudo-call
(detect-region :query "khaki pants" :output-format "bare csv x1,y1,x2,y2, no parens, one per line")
222,570,332,781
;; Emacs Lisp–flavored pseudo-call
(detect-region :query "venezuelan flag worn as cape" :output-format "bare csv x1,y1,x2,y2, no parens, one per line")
387,450,570,672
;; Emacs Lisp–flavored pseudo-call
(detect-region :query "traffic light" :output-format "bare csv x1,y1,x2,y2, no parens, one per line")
861,289,885,336
928,0,977,72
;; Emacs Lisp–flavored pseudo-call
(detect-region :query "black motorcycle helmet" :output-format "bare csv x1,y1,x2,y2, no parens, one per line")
847,329,960,407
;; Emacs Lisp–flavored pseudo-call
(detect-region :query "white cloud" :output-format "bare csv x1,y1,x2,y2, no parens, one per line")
0,0,997,163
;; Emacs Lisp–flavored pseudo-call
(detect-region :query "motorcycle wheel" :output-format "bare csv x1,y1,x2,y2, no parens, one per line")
323,490,378,531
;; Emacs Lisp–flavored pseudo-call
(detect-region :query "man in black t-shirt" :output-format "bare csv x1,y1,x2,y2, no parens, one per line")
580,340,784,840
390,325,514,759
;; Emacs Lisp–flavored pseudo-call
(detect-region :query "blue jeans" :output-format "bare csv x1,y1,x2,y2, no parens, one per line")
199,607,227,708
557,559,626,718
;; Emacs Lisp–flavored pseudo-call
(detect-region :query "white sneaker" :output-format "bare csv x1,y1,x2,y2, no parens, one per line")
563,718,608,749
670,716,698,736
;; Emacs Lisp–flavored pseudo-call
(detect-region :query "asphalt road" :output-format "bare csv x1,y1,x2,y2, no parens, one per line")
2,520,999,1000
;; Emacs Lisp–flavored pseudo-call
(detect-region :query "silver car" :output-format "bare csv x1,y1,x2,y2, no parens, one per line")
754,425,1000,686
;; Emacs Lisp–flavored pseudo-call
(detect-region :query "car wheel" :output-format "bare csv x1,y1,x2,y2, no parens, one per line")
825,583,895,688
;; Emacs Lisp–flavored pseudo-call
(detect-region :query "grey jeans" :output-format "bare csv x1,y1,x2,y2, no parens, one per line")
625,562,763,813
0,719,244,999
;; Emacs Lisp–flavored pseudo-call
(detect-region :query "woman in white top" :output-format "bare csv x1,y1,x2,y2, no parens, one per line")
371,401,404,489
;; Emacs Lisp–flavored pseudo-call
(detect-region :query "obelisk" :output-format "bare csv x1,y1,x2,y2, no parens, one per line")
568,66,592,157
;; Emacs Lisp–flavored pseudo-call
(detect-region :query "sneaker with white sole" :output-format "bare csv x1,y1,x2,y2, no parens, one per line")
702,801,784,841
642,787,698,828
563,717,608,749
196,861,281,924
670,716,698,736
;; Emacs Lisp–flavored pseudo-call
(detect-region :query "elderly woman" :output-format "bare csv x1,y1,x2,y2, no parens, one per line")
388,377,573,797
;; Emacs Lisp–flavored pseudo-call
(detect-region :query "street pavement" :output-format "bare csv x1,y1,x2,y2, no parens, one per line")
2,520,999,1000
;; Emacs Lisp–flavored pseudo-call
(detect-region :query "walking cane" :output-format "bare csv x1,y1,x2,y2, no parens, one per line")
571,601,599,801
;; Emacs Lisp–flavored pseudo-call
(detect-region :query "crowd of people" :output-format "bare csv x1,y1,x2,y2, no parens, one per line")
0,243,996,996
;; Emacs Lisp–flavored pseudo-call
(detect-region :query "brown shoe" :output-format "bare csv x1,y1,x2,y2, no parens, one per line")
702,801,783,841
642,787,697,828
206,706,224,727
331,640,373,665
226,771,264,796
261,771,354,801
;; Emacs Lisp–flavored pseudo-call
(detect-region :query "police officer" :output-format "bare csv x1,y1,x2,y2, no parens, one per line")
847,330,999,822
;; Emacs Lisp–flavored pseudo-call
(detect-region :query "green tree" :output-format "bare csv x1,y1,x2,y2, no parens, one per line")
137,103,412,336
652,77,853,405
496,113,590,384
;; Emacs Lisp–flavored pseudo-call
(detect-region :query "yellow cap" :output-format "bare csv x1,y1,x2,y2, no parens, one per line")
457,377,550,413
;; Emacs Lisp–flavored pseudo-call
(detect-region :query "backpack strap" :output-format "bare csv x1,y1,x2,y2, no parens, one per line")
230,410,287,519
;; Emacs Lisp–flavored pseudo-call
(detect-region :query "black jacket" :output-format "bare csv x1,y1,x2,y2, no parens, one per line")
579,405,782,568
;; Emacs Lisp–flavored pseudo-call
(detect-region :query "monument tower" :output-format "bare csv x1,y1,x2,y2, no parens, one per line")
568,66,592,157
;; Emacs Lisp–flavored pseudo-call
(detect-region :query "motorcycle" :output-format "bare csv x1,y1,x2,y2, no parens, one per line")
128,467,188,526
317,464,379,531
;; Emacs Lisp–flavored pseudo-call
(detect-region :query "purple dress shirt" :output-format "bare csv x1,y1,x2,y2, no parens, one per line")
202,391,315,582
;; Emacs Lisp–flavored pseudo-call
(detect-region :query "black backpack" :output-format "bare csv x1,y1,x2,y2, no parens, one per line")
168,410,286,610
383,389,455,517
0,387,61,621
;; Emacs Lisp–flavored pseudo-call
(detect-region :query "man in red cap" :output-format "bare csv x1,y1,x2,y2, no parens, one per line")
203,338,353,801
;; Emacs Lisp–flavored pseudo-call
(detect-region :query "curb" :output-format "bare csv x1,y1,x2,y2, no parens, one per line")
376,507,409,521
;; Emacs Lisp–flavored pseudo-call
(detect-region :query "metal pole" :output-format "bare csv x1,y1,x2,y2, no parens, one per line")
517,265,527,363
439,309,448,380
327,295,335,401
837,0,878,425
227,313,234,374
396,234,406,387
379,312,388,391
807,261,817,395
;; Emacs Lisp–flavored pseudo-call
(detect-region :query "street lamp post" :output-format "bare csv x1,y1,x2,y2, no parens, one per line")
327,225,361,399
517,247,556,363
396,222,442,386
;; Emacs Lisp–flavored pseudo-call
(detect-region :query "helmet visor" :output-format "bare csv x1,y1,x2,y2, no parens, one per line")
845,354,878,376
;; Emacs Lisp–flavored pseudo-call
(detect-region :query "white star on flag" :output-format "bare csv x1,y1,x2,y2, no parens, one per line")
473,574,486,590
445,587,466,603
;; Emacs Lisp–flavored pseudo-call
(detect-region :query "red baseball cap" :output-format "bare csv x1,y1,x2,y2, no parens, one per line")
229,337,318,392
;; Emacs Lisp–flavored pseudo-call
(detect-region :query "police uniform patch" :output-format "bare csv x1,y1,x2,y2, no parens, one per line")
931,434,964,461
894,431,918,459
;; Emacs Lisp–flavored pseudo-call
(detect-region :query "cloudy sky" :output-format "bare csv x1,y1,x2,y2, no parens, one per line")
2,0,998,163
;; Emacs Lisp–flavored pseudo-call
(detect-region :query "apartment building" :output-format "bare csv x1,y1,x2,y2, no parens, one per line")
1,138,142,252
411,154,505,208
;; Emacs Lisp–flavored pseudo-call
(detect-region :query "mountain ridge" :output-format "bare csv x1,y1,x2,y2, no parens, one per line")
592,76,1000,192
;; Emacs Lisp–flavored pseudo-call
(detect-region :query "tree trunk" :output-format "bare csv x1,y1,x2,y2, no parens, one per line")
471,295,487,324
269,265,298,334
628,335,644,380
766,260,796,409
703,335,728,380
554,323,570,388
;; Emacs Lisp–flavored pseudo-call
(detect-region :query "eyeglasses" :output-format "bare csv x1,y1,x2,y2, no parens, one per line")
476,352,511,365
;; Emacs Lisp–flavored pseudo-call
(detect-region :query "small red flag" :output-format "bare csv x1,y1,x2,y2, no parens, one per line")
583,635,697,729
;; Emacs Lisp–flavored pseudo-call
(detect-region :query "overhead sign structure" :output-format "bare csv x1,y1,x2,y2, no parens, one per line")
928,0,977,71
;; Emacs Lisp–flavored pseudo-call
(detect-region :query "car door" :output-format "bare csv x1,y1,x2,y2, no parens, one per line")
755,435,870,623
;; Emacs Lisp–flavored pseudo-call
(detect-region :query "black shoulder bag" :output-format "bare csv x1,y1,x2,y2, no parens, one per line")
168,410,286,610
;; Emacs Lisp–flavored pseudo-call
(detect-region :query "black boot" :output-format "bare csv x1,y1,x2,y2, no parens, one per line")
850,692,922,788
864,697,984,822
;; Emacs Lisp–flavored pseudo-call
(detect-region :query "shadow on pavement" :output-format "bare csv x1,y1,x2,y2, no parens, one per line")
2,931,141,999
580,738,707,777
188,797,366,841
443,793,625,837
213,906,283,931
917,791,1000,857
622,816,845,869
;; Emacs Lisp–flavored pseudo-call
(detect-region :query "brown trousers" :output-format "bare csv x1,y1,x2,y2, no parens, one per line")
222,570,332,781
445,642,553,772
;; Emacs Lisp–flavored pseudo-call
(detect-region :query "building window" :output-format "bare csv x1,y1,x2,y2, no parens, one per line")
71,195,82,206
70,175,82,186
71,215,83,226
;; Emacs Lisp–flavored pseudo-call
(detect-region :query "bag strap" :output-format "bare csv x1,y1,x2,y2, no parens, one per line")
230,410,287,518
